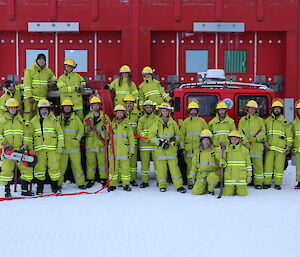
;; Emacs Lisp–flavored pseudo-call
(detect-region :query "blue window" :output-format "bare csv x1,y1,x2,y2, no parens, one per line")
65,50,88,72
26,50,48,67
186,50,208,73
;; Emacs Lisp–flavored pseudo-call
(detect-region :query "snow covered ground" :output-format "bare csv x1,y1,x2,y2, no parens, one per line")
1,162,300,257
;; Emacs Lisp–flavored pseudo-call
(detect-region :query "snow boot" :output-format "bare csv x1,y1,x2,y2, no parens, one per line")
109,186,116,191
86,180,94,188
188,185,193,190
123,185,132,192
177,187,186,193
255,185,263,190
274,185,281,190
21,180,34,196
263,184,271,189
139,182,149,188
51,181,61,194
208,191,215,195
295,182,300,189
78,185,86,190
130,180,138,187
118,181,123,187
160,188,166,192
36,180,44,195
100,179,107,187
4,184,11,198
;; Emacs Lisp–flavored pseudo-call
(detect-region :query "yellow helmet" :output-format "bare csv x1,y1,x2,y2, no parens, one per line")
143,100,154,107
61,98,73,106
142,66,153,74
159,102,172,111
123,94,135,102
200,129,213,138
119,65,131,73
216,101,228,110
187,101,199,110
5,98,19,108
272,98,284,108
37,99,50,108
90,96,101,104
114,105,126,112
295,100,300,109
246,100,258,109
64,59,76,67
228,130,241,138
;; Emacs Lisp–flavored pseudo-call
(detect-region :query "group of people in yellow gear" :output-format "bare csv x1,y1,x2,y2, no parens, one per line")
0,53,299,198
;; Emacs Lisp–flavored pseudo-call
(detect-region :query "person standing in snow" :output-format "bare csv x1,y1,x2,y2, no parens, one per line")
264,99,293,190
292,100,300,189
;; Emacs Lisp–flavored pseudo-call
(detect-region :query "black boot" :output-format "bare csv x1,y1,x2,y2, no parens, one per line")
188,185,193,190
274,185,281,190
51,181,61,194
21,180,34,196
130,180,138,187
139,182,149,188
263,184,271,189
86,180,94,188
123,185,132,192
295,182,300,189
4,184,11,198
208,191,215,195
177,187,187,193
118,181,123,187
78,185,86,190
109,186,116,191
255,185,263,190
100,179,107,186
160,188,166,192
36,180,44,195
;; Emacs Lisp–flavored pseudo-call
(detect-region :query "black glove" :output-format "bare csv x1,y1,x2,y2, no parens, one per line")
159,139,169,150
104,84,110,89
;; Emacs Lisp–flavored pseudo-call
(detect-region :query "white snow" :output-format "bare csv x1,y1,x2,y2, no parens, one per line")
1,163,300,257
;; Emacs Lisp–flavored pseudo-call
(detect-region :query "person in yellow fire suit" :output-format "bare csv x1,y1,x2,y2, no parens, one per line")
209,101,236,148
238,100,266,189
26,99,64,195
84,96,111,188
57,98,86,190
108,105,135,192
138,66,171,108
123,94,141,186
57,59,86,120
106,65,138,106
188,129,219,195
179,100,208,189
219,130,252,196
148,102,186,193
0,80,22,117
264,99,293,190
293,100,300,189
0,98,34,197
137,100,160,188
23,53,56,125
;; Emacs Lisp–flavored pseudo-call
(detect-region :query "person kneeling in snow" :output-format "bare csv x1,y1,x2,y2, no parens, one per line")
219,130,252,196
188,129,219,195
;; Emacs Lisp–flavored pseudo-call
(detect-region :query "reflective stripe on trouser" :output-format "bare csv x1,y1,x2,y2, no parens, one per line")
156,158,183,189
86,151,107,180
58,152,85,187
192,171,219,195
0,158,33,185
34,150,61,181
296,152,300,182
224,185,248,196
264,150,285,185
130,143,138,181
109,159,130,187
24,99,38,125
184,155,192,181
74,109,84,121
140,150,157,183
251,157,264,186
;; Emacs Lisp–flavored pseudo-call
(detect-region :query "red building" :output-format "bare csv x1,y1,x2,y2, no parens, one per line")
0,0,299,99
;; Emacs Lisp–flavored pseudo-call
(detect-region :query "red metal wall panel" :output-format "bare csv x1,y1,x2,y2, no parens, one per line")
0,32,16,80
